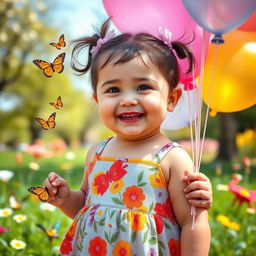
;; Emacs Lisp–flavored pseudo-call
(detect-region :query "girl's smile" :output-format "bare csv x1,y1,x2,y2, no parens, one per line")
116,112,144,123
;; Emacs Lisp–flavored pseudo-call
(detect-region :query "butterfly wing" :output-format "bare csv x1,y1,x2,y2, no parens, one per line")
58,34,66,48
49,96,63,109
49,42,61,50
52,53,65,73
49,34,66,49
28,187,49,202
49,102,57,108
35,117,50,130
47,112,56,129
36,223,47,233
48,221,61,238
94,174,109,195
33,59,53,77
56,96,63,108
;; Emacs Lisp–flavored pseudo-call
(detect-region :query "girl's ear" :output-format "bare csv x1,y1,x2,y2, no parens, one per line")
92,93,98,103
167,87,182,112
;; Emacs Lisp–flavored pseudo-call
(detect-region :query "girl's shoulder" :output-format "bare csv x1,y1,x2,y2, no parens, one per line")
86,137,113,162
160,145,193,182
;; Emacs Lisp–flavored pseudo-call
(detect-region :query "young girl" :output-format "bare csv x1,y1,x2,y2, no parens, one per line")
44,19,211,255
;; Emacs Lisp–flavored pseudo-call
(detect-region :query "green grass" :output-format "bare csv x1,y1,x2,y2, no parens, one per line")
0,150,256,255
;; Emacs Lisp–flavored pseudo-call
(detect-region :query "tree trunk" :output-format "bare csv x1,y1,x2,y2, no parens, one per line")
218,113,238,160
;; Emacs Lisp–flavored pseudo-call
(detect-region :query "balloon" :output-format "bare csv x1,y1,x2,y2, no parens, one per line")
203,31,256,114
103,0,210,83
161,84,199,130
238,11,256,32
181,0,256,43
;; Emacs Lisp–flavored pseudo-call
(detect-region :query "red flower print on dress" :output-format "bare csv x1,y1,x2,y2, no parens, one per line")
123,185,145,209
60,235,73,255
154,197,174,219
93,160,128,195
153,215,164,234
168,238,180,256
88,236,107,256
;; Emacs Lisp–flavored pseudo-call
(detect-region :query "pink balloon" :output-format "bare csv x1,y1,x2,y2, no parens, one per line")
238,11,256,32
103,0,210,83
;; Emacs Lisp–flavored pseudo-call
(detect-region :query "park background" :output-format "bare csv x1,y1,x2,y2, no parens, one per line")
0,0,255,255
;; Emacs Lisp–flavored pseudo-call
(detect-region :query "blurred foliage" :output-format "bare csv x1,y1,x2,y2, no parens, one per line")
0,64,93,145
0,0,61,91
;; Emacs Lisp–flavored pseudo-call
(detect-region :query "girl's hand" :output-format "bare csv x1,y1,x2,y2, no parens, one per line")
43,172,71,207
182,170,212,210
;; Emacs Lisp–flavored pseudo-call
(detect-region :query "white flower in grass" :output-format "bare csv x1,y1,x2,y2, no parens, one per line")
13,214,27,223
65,151,75,160
40,202,56,212
28,161,40,171
10,239,26,250
0,208,13,217
0,170,14,182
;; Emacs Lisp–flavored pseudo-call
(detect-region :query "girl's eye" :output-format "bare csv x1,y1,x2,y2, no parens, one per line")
137,84,151,91
106,87,120,93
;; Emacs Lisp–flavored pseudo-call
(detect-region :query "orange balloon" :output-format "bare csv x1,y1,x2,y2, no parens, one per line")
203,30,256,114
238,11,256,32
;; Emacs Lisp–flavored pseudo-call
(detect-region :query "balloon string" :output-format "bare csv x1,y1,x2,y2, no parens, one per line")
198,43,219,171
191,29,207,230
187,89,195,165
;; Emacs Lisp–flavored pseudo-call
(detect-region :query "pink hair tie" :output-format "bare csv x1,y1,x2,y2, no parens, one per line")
158,27,173,48
90,29,116,56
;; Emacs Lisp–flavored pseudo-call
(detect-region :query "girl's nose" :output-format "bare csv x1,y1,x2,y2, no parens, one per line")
119,92,138,106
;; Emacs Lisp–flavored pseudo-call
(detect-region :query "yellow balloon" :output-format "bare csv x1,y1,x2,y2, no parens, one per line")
203,30,256,113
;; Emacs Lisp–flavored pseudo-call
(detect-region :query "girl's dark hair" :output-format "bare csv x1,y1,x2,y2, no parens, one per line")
71,18,194,93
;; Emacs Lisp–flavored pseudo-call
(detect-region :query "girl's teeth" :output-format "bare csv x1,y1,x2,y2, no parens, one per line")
120,114,141,119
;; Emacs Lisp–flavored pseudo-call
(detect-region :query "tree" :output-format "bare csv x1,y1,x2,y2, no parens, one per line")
0,0,57,92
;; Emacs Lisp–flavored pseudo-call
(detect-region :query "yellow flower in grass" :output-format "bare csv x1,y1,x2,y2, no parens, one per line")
228,222,240,231
216,214,229,224
0,208,13,217
127,211,147,231
216,214,240,231
112,240,132,256
13,214,27,223
10,239,26,250
110,179,124,194
149,172,166,188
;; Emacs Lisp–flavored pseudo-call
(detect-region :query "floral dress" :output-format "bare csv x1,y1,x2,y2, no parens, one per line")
59,137,181,256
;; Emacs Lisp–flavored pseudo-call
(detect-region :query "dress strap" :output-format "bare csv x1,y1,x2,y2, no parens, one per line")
95,137,113,157
152,141,181,163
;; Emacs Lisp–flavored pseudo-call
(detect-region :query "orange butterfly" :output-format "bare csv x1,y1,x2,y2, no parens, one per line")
49,96,63,109
27,187,49,202
33,53,65,77
36,222,61,241
35,112,56,130
49,34,66,50
93,160,128,195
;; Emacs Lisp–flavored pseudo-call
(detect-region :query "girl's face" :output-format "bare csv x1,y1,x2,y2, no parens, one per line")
94,54,181,141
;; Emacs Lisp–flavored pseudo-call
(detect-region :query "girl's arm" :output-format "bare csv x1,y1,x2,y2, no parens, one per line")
167,147,211,256
43,143,98,219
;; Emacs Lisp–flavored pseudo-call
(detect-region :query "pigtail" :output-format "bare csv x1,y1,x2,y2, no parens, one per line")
71,18,111,75
171,41,195,74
